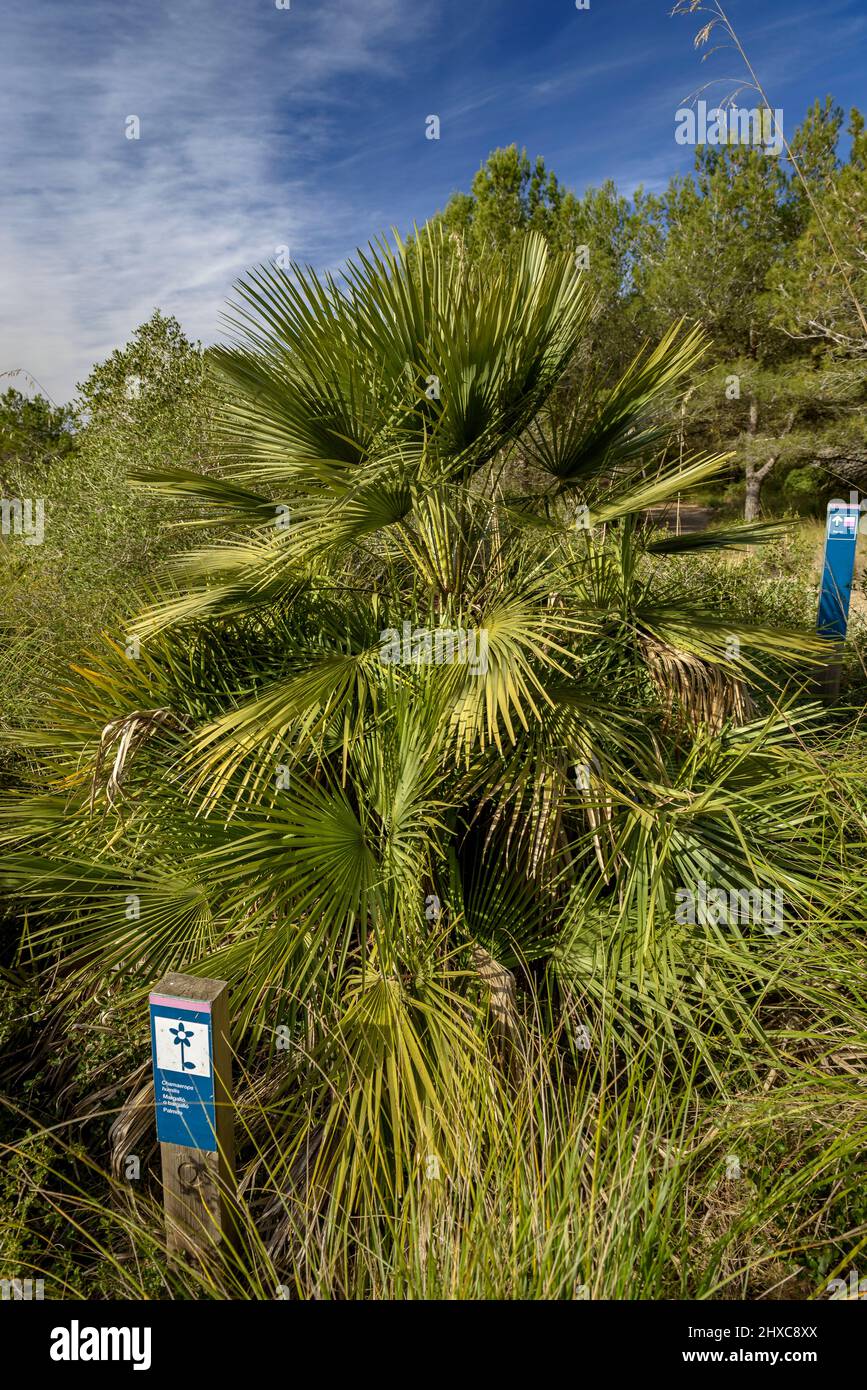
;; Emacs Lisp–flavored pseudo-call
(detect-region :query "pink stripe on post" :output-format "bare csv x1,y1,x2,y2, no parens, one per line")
149,994,213,1012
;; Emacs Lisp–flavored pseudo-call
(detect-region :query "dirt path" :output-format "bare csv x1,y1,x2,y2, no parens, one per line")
643,503,714,535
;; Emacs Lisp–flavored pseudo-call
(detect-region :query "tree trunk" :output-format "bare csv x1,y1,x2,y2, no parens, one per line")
744,471,763,521
742,398,794,522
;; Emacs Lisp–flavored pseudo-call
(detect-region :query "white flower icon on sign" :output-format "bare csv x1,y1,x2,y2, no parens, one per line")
154,1015,211,1077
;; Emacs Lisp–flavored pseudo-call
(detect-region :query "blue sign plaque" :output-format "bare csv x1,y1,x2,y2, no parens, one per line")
149,992,218,1151
817,501,860,639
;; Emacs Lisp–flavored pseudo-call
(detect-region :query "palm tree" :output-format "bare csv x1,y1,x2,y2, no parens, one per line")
1,228,855,1225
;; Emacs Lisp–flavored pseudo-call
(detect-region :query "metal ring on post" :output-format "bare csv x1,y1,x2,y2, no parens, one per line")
177,1158,207,1192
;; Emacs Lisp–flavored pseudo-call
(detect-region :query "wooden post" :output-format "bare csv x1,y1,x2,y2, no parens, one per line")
148,973,235,1259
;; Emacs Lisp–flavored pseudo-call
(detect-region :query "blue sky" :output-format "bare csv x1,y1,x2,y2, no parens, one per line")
2,0,865,402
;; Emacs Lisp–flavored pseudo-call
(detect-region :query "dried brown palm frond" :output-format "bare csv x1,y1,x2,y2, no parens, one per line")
253,1124,330,1262
470,943,521,1059
89,708,189,813
107,1076,156,1182
642,638,753,734
527,767,563,882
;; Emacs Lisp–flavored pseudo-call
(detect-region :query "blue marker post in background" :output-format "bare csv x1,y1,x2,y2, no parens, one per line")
149,972,234,1257
817,499,860,698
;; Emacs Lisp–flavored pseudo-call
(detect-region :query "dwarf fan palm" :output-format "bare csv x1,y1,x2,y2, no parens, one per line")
1,228,858,1217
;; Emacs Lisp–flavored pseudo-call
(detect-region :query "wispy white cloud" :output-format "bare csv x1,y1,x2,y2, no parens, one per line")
0,0,430,401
